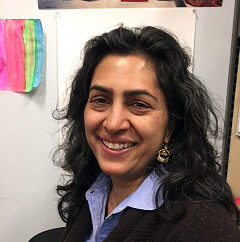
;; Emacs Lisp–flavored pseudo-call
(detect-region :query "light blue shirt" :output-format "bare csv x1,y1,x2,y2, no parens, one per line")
85,170,162,242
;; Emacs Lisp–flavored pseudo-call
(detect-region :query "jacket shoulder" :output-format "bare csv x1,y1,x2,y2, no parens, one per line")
175,201,240,242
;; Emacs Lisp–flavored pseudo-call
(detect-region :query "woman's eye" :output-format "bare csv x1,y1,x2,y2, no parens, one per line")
89,97,110,108
131,102,149,109
92,98,107,104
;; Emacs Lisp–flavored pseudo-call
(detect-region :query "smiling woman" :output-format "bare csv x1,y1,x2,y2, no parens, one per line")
54,26,240,241
84,54,171,185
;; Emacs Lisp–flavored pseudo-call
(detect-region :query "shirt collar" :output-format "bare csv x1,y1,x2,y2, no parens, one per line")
86,172,112,200
111,171,162,214
86,170,163,215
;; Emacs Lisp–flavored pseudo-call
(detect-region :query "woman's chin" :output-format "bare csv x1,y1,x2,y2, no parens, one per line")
99,164,144,182
100,166,126,177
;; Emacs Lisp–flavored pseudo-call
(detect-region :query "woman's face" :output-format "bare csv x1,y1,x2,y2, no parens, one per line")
84,54,172,181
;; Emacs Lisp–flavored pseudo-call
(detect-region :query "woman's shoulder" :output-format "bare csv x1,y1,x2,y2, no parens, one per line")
163,199,240,242
108,200,240,241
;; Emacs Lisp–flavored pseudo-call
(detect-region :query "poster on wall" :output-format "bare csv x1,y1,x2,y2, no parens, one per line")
39,0,223,9
0,19,44,92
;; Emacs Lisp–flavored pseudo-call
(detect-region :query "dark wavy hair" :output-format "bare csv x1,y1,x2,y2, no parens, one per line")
54,26,239,226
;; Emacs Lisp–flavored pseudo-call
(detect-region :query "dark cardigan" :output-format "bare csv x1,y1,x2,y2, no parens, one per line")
62,199,240,242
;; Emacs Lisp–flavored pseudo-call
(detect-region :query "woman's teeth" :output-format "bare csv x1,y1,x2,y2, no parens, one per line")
102,140,134,150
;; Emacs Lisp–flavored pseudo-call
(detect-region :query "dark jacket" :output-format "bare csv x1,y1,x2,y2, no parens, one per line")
62,199,240,242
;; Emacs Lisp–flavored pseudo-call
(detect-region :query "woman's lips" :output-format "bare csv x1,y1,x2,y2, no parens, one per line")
100,139,136,156
102,139,135,151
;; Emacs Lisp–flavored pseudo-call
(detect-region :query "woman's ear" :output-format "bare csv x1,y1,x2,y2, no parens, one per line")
164,121,175,144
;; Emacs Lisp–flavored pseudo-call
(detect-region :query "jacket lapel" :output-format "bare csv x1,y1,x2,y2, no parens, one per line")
104,208,146,241
63,202,92,242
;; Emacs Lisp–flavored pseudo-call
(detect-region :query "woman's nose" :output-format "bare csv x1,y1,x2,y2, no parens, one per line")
103,106,130,135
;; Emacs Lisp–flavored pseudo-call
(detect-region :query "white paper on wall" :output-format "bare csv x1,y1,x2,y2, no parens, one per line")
57,8,196,108
237,105,240,136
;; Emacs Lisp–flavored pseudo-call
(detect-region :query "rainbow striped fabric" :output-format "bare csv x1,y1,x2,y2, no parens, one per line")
0,19,44,92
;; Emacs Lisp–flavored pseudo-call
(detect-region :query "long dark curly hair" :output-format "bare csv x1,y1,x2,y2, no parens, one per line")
54,26,239,227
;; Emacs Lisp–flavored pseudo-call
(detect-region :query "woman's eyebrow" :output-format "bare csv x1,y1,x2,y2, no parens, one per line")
124,89,157,101
89,86,157,101
89,85,113,94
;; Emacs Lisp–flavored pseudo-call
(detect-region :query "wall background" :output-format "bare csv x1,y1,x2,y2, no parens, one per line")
0,1,237,242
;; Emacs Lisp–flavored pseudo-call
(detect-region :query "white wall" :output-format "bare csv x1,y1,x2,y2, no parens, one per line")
0,2,64,242
0,1,236,242
193,0,236,139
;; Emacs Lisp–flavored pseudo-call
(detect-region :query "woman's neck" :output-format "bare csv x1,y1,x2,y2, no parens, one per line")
106,175,146,216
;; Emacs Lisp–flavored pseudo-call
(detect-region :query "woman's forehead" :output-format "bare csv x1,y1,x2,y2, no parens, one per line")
91,54,158,88
89,54,165,103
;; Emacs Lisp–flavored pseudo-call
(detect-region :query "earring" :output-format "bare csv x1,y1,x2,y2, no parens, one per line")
157,143,170,163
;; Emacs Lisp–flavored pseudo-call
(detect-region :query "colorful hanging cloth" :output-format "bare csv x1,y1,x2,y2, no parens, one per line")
0,19,44,92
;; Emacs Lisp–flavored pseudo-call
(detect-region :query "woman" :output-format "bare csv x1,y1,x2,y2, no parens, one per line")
54,26,240,241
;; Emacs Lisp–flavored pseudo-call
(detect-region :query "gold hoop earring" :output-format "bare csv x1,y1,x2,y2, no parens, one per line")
157,143,170,163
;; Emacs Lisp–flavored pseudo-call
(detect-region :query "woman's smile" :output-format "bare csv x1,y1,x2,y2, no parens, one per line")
84,54,171,180
102,139,135,151
100,138,136,158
